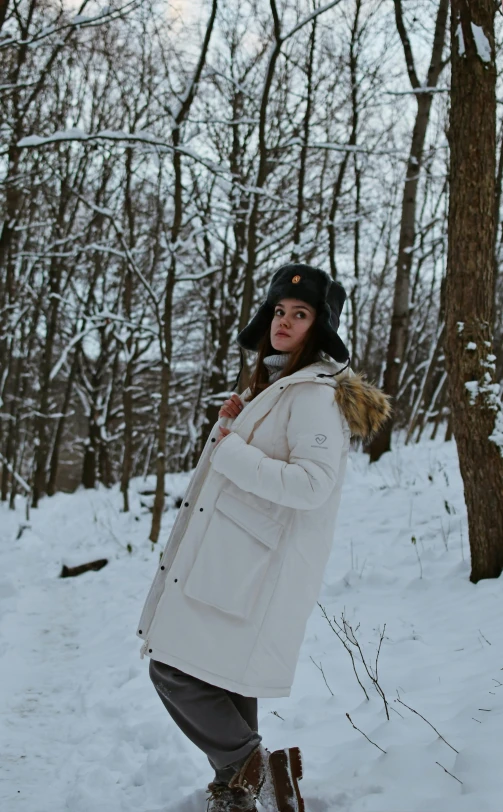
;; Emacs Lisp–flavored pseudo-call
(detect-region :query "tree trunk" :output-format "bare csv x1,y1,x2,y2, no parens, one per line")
47,349,79,496
292,16,317,260
369,0,449,461
120,150,136,512
149,0,218,543
446,0,503,582
32,261,63,506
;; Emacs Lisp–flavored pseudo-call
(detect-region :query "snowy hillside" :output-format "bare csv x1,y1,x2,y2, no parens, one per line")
1,436,502,812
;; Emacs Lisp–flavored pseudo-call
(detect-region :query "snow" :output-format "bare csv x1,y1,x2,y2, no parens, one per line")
489,410,503,455
465,342,477,351
17,129,87,147
456,24,465,58
471,24,491,64
1,438,503,811
384,88,450,96
455,22,492,64
464,380,479,403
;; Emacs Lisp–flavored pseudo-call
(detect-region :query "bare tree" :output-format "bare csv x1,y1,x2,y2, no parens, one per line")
445,0,503,582
149,0,219,543
369,0,449,461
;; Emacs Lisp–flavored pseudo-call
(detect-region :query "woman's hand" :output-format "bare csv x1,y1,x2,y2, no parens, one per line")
215,394,243,443
218,394,243,419
215,426,232,444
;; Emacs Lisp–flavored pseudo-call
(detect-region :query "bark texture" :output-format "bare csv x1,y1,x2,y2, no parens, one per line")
446,0,503,582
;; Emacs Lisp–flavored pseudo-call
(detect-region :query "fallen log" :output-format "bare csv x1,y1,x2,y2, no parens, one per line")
59,559,108,578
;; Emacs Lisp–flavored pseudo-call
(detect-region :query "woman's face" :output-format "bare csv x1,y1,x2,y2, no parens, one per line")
270,298,316,353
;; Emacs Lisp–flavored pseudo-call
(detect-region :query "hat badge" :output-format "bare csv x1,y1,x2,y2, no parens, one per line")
292,275,301,283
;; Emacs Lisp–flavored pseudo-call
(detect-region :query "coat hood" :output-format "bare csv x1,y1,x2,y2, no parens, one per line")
333,371,392,442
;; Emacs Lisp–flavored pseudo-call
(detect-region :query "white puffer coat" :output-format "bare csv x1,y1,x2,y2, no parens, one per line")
136,358,390,698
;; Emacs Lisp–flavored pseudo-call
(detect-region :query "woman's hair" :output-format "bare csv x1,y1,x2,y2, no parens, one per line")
244,309,322,402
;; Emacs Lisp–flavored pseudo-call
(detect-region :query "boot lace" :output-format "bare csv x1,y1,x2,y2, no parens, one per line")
206,781,255,811
206,782,233,811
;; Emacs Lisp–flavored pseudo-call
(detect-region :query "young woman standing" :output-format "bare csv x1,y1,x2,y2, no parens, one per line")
137,264,391,811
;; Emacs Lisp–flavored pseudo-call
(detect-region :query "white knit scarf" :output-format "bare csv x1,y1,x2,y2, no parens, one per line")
263,352,291,383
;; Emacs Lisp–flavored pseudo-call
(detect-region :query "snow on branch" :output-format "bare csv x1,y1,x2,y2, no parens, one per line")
384,87,449,96
16,129,225,175
49,325,96,382
283,0,344,42
0,453,30,493
0,0,142,50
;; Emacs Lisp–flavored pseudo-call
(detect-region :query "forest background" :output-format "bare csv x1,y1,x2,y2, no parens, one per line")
1,0,502,546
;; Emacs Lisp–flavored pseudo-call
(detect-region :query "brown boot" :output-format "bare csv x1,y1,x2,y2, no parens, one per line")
229,744,305,812
206,780,258,812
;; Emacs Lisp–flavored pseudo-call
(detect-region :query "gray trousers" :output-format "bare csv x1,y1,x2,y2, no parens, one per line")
149,658,262,784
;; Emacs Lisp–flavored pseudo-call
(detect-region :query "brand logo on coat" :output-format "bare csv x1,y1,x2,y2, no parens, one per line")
311,433,328,449
291,275,301,283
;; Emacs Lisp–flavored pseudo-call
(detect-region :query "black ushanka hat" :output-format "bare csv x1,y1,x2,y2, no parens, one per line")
237,263,350,363
234,263,350,389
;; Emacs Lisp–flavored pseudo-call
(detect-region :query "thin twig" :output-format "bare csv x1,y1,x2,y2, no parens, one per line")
395,695,458,753
343,614,389,720
346,713,387,754
318,604,369,700
435,762,463,785
318,605,389,718
309,656,334,696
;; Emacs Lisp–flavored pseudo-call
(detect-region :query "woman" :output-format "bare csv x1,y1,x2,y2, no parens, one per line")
136,264,391,812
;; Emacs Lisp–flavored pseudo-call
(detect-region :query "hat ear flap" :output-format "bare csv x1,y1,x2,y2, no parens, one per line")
331,280,347,313
316,301,349,362
237,302,273,351
320,300,339,329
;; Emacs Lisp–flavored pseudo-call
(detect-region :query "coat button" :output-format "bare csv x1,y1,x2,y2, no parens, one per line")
184,502,189,506
174,578,178,583
139,630,142,635
211,438,216,442
148,649,152,653
161,565,165,570
199,507,203,511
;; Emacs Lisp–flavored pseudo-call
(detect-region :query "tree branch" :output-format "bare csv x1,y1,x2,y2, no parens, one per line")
284,0,344,42
393,0,420,89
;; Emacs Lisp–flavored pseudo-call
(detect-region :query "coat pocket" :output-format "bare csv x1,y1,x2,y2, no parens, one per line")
183,490,283,620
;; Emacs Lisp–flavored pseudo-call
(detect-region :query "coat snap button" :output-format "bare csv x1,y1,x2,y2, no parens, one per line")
148,649,152,653
161,565,165,570
211,438,216,442
139,630,142,635
174,578,178,583
199,507,203,511
184,502,189,506
280,386,284,389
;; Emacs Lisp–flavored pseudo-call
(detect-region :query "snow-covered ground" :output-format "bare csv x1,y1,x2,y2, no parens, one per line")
1,435,502,812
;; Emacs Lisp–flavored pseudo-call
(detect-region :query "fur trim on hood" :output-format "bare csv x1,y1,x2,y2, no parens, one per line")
334,372,392,441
